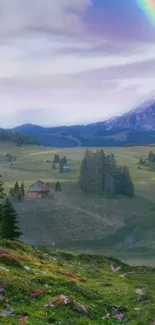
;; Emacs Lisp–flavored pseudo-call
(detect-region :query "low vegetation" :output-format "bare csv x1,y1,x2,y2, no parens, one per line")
138,151,155,172
0,241,155,324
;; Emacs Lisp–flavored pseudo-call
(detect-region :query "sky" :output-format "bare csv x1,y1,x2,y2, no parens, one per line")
0,0,155,128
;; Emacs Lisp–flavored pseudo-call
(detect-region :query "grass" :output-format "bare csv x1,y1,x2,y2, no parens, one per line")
0,241,155,324
0,144,155,265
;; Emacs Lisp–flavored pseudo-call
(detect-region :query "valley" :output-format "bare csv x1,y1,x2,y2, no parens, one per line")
0,143,155,266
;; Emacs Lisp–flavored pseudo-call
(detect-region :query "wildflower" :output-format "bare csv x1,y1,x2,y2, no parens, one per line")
31,289,44,298
59,295,70,305
19,316,29,325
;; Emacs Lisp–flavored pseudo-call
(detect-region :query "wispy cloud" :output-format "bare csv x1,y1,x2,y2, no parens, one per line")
0,0,154,127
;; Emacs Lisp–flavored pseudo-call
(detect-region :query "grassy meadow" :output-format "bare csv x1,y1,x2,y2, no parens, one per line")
1,241,155,325
0,143,155,265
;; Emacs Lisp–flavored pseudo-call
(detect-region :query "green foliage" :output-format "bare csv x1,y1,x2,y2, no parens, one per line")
52,162,56,170
62,156,67,164
0,198,22,240
59,158,64,173
0,175,5,200
0,175,5,224
0,242,155,324
79,150,134,197
0,128,38,146
148,150,155,162
55,181,62,192
9,181,25,201
53,154,60,163
20,182,25,197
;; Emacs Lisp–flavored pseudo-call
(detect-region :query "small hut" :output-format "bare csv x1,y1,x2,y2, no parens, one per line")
63,166,71,173
27,180,51,198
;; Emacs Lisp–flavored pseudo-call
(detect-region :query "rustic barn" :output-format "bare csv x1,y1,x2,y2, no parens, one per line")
27,180,51,198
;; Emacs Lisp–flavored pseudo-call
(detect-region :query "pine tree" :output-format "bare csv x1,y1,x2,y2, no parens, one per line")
52,162,56,170
62,156,67,165
120,166,135,198
12,181,22,201
53,154,60,163
55,181,61,192
0,175,5,222
0,198,22,240
0,175,5,199
59,158,64,173
20,182,25,197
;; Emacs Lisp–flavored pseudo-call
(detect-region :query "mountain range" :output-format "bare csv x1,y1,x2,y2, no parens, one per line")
10,98,155,147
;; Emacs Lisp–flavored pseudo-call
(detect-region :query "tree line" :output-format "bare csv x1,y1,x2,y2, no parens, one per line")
9,181,25,201
138,150,155,171
0,128,38,146
52,154,67,173
79,149,135,197
0,176,21,241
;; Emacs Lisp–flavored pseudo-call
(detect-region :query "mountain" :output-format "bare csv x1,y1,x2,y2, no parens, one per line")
0,128,39,146
102,99,155,131
0,241,155,324
12,98,155,147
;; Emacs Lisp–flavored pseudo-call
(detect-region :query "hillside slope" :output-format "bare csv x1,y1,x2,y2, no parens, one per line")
0,241,155,324
12,99,155,147
0,128,38,146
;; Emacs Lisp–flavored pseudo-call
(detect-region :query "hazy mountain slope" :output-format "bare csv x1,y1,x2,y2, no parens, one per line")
12,98,155,147
0,128,38,146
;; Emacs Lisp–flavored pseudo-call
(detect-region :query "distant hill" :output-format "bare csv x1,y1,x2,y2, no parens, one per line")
12,98,155,147
0,128,39,146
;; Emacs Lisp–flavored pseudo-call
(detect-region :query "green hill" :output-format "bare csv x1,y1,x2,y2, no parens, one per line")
0,241,155,324
63,212,155,257
0,128,38,146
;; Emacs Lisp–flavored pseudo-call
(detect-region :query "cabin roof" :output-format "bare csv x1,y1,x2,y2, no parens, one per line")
28,180,50,193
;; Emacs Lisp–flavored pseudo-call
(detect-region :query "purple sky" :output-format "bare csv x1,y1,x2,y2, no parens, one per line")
0,0,155,127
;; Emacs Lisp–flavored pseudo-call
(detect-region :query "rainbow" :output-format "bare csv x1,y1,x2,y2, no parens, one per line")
136,0,155,25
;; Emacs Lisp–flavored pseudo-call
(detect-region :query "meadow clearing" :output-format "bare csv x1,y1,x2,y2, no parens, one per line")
0,143,155,265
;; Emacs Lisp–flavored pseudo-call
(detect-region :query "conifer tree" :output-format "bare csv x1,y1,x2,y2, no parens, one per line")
52,162,56,170
59,158,64,173
120,166,135,197
0,198,22,240
53,154,60,163
55,181,62,192
62,156,67,165
20,182,25,197
0,175,5,222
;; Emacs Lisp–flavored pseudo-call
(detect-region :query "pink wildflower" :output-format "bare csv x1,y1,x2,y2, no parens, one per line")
19,316,29,325
59,295,69,305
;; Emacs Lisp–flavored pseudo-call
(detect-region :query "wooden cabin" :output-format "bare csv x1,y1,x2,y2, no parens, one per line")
27,180,51,198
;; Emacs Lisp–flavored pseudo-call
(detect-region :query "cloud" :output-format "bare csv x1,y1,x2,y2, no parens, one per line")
0,0,91,41
0,0,154,128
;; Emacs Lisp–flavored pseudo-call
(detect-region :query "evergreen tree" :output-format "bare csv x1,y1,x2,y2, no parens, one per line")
12,181,22,201
62,156,67,165
55,181,62,192
120,166,135,198
20,182,25,197
0,175,5,199
0,198,22,240
53,154,60,163
79,150,135,198
0,175,5,222
59,158,64,173
52,162,56,170
148,151,155,162
9,188,13,197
